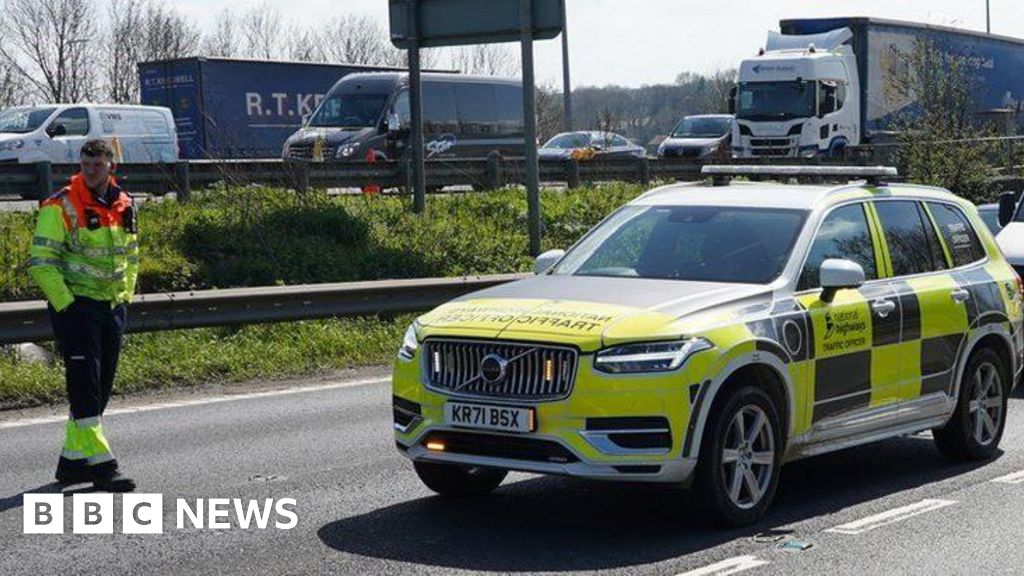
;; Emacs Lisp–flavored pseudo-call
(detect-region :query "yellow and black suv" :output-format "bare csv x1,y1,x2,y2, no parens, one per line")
392,166,1023,525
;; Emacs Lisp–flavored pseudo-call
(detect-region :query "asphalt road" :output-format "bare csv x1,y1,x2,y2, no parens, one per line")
1,368,1023,576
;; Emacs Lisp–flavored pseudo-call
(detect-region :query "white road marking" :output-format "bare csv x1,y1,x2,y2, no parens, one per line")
674,555,770,576
991,470,1024,484
0,376,390,429
825,498,957,535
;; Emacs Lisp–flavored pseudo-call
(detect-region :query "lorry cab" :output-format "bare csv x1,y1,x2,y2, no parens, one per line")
0,104,178,164
733,27,860,159
282,72,524,162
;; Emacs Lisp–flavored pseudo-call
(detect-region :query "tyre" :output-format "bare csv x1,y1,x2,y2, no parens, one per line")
694,385,783,526
413,461,507,497
933,347,1009,461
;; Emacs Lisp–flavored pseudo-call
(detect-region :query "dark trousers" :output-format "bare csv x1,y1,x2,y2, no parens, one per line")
48,298,127,420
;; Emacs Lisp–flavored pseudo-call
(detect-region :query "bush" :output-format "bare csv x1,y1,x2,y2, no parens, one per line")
0,183,647,302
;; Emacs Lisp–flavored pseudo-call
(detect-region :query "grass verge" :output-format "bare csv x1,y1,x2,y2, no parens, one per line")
0,314,411,410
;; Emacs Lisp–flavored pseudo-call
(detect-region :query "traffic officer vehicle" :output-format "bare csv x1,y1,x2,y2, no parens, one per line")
392,165,1024,525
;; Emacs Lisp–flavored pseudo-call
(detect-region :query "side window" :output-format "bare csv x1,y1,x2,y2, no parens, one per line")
612,135,630,147
873,201,947,276
455,84,497,136
50,107,90,136
492,84,523,137
927,202,986,267
392,90,410,126
422,83,457,134
799,203,878,290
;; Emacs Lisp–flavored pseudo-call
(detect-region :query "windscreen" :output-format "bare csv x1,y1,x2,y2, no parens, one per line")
0,107,57,134
736,81,816,121
552,205,807,284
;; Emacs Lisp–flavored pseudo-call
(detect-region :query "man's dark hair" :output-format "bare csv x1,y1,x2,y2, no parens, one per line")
80,139,115,160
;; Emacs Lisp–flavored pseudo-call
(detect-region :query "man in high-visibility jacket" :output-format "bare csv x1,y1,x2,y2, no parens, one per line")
29,139,139,492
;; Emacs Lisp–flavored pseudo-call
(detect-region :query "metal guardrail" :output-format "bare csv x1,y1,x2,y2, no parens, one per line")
0,273,529,345
0,156,879,201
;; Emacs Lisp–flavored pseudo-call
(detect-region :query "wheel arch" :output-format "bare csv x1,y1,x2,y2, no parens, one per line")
684,350,794,461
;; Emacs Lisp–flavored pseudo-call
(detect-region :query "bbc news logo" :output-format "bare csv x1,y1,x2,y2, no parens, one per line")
23,494,298,534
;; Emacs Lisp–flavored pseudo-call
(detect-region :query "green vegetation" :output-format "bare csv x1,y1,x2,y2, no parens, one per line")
0,182,648,408
0,183,647,301
0,315,412,409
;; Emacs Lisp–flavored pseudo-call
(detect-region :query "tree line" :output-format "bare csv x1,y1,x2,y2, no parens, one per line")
0,0,734,148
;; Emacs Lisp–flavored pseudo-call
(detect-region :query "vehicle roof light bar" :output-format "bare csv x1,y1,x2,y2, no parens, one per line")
701,165,898,186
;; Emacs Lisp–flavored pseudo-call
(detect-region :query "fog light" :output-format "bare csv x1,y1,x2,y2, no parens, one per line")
426,441,445,451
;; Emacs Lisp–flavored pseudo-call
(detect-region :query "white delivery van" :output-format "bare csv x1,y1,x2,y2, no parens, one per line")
0,104,178,164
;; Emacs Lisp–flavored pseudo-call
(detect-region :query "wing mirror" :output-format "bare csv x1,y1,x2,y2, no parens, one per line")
819,258,865,303
534,249,565,274
386,112,402,133
998,190,1018,228
46,123,67,137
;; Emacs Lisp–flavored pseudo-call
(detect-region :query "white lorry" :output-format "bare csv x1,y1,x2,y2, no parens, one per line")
732,17,1024,158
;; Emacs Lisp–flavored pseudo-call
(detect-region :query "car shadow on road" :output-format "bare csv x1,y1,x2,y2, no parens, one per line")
317,435,996,572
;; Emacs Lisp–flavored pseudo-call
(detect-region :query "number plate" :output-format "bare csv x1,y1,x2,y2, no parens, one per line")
444,401,535,433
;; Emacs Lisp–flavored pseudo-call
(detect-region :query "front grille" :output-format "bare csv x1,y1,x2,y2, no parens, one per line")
423,339,578,401
751,147,794,157
750,138,791,147
422,431,579,463
287,143,336,160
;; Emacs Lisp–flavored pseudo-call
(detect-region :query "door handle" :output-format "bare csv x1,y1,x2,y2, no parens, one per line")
951,288,970,303
871,299,896,318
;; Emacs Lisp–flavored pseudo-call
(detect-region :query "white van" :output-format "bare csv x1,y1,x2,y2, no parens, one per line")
0,104,178,164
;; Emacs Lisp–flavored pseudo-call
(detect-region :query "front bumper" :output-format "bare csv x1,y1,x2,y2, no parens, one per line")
392,349,712,484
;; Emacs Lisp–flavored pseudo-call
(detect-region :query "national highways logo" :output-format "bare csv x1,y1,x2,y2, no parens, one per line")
22,494,298,534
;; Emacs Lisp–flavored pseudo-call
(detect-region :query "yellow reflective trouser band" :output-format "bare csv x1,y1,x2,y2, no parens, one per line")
61,419,85,461
71,417,115,465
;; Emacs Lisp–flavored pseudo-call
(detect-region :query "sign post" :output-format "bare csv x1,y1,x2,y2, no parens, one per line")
389,0,564,255
406,0,427,213
520,0,542,256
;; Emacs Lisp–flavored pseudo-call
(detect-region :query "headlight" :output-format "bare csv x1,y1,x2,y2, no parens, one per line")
397,323,419,360
0,139,24,152
702,145,717,155
594,338,712,373
336,143,360,158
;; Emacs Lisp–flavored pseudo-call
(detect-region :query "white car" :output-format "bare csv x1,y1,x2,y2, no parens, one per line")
0,104,178,164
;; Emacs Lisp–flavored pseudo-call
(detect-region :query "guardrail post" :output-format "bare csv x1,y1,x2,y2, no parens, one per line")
33,161,53,201
485,153,503,190
565,158,581,189
638,157,650,186
174,161,191,203
295,162,310,193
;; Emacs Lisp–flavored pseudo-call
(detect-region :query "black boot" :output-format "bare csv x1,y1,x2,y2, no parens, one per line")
89,461,136,493
55,456,91,485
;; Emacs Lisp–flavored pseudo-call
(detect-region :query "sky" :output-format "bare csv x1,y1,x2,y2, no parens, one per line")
172,0,1024,88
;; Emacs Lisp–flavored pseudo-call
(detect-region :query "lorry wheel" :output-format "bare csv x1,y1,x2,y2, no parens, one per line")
694,385,783,526
414,461,507,497
933,348,1008,461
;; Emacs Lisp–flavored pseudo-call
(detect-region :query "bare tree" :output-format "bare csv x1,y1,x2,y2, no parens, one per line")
318,15,405,66
240,3,284,60
283,22,323,62
535,81,564,142
106,0,145,103
141,3,200,62
887,39,1001,202
203,10,240,58
446,44,518,76
105,0,199,103
0,0,97,102
0,61,19,107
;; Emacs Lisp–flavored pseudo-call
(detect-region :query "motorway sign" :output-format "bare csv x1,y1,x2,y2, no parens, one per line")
388,0,564,48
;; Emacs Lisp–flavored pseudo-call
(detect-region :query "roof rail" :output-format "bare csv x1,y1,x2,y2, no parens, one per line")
700,165,898,186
